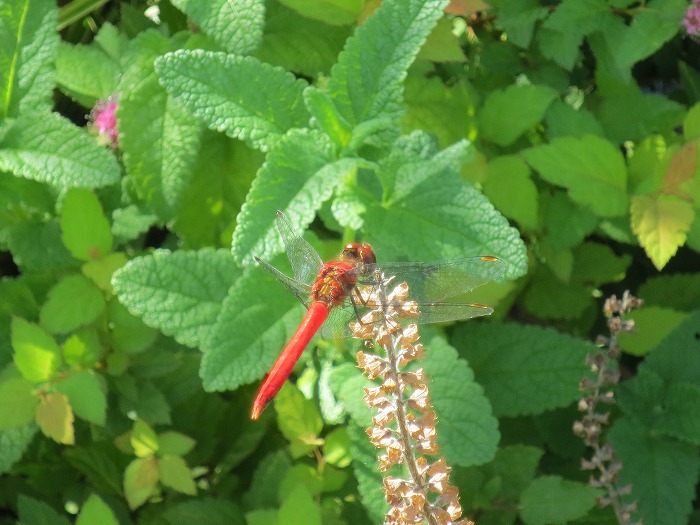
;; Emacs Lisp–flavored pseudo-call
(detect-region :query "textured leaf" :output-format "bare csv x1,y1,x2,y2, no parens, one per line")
231,129,349,266
609,417,700,525
0,0,57,118
541,192,598,251
12,317,61,382
479,84,558,146
424,336,499,466
171,0,264,54
522,135,627,217
280,0,362,25
0,373,38,430
453,321,592,417
75,494,119,525
17,494,71,525
638,273,700,311
327,0,450,128
362,134,527,279
56,42,120,104
494,0,549,48
255,2,350,77
519,476,599,525
617,306,688,357
243,450,292,509
155,50,309,151
199,267,301,391
0,112,121,189
643,310,700,384
278,485,321,525
60,188,112,261
630,193,694,270
124,457,159,510
39,274,106,335
522,265,591,320
0,424,37,474
274,384,324,458
112,249,237,349
36,392,75,445
119,31,203,221
161,499,245,525
159,455,197,495
483,155,538,231
55,371,106,426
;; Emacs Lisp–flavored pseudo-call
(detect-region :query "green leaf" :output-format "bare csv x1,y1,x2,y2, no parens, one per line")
0,112,121,189
0,0,57,118
304,86,352,149
172,132,262,249
111,205,157,243
643,310,700,384
118,379,171,425
278,0,362,25
17,494,71,525
131,419,159,457
112,249,237,349
161,499,246,525
680,66,700,113
278,485,321,525
0,424,37,475
479,84,558,146
483,155,538,231
544,100,604,138
158,455,197,495
403,75,477,149
362,134,527,278
0,372,38,430
522,134,627,217
64,441,124,495
157,431,196,457
522,266,591,320
56,42,120,105
327,0,450,129
519,475,599,525
55,371,106,426
231,129,348,266
171,0,264,54
155,50,309,151
36,392,75,445
274,383,323,458
123,457,159,510
631,194,694,270
243,450,291,509
597,92,685,144
347,422,387,523
119,31,203,221
63,328,103,368
609,417,700,525
279,464,324,499
199,267,300,392
60,188,113,261
617,306,688,357
255,2,350,77
541,191,598,251
39,274,106,335
570,241,631,286
424,336,499,466
75,494,119,525
82,252,128,292
453,321,592,417
6,220,77,273
638,273,700,311
494,0,549,48
12,317,61,382
323,427,352,468
108,300,157,355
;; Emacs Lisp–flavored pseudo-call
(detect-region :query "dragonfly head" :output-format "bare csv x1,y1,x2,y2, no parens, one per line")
340,242,376,272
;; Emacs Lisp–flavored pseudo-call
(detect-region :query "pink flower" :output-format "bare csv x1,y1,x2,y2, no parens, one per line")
89,97,119,147
684,4,700,36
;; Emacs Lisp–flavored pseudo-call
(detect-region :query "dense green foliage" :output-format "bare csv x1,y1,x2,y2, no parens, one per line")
1,0,699,523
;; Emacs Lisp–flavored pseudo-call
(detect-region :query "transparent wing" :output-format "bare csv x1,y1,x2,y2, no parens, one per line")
254,256,311,307
275,211,323,286
363,256,506,303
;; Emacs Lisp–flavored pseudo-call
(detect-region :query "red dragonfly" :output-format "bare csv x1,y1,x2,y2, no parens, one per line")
250,211,506,419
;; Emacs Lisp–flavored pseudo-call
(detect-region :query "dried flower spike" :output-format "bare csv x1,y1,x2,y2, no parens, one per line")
575,291,643,525
351,274,473,525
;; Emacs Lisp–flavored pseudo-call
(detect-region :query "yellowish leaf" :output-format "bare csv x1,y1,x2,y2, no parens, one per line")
631,194,694,270
35,392,75,445
124,457,160,510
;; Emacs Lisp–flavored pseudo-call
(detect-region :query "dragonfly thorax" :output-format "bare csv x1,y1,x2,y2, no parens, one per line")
311,261,358,307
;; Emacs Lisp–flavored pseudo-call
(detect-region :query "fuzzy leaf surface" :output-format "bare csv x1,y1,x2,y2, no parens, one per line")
112,249,237,349
155,50,309,151
453,321,592,417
